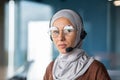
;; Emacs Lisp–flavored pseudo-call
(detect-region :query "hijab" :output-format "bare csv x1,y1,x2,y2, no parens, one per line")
50,9,83,48
50,9,94,80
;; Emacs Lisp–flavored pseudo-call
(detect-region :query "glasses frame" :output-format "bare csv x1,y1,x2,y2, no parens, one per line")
48,25,77,38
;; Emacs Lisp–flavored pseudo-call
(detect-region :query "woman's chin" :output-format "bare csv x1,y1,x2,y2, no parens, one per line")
59,49,66,54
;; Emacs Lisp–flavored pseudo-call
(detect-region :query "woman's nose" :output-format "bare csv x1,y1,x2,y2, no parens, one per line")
57,31,65,41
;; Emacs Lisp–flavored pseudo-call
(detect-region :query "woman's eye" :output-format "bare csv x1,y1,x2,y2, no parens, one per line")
65,29,73,33
49,27,59,35
64,29,73,33
52,30,59,34
64,25,74,33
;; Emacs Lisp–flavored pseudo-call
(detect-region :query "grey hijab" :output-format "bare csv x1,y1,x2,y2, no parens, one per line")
50,9,94,80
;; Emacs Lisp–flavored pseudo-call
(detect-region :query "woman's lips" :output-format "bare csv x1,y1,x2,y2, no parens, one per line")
58,44,67,49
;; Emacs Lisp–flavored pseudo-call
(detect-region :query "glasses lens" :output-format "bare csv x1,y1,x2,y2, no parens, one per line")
64,25,75,35
49,27,59,37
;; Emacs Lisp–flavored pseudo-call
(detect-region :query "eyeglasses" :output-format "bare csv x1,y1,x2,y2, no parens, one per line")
48,25,76,38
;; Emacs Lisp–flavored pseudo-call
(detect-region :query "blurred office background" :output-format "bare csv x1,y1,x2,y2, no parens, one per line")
0,0,120,80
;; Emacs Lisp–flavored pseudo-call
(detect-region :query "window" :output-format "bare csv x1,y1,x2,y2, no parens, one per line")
27,21,52,80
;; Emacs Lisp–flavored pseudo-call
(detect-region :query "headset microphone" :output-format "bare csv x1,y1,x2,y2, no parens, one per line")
66,47,74,52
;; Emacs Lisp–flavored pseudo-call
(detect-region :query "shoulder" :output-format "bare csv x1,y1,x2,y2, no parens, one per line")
48,61,54,67
46,60,54,71
77,60,111,80
91,60,105,68
88,60,111,79
89,60,107,73
43,61,54,80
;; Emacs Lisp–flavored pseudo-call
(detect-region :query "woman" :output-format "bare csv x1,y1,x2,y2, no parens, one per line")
43,9,111,80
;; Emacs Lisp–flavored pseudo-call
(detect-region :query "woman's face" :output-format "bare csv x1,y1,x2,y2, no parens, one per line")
52,17,77,54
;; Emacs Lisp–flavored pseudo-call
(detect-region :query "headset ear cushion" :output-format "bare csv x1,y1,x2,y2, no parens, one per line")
50,36,53,41
80,31,87,40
